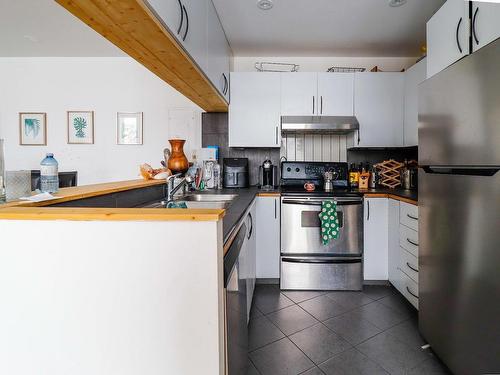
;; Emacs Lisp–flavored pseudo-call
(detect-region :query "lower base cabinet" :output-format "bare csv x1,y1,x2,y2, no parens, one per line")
363,198,389,280
388,199,402,290
256,196,280,279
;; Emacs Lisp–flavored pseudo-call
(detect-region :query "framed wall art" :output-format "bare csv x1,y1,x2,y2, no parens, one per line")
117,112,143,145
19,112,47,145
67,111,94,144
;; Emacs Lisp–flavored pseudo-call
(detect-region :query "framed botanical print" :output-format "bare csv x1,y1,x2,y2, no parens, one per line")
19,112,47,145
67,111,94,144
117,112,143,145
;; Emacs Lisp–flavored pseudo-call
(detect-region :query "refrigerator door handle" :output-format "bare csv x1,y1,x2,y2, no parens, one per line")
423,166,499,177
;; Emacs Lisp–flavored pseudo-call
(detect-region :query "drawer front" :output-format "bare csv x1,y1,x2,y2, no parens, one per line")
399,224,419,257
399,247,418,282
400,202,418,231
400,271,419,309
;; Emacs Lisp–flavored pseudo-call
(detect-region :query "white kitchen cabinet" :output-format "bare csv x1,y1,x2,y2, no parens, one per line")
354,73,404,147
471,1,500,52
404,59,426,146
229,72,281,147
256,196,280,279
178,0,208,72
426,0,469,78
281,73,318,116
146,0,184,41
317,73,354,116
363,198,388,280
388,199,401,291
206,0,230,100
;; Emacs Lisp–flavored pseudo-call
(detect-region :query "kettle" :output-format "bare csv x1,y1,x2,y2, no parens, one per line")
401,167,418,190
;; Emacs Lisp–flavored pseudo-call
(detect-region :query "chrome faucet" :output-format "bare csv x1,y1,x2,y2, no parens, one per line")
165,173,193,203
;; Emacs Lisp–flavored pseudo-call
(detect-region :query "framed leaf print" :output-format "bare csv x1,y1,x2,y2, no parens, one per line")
19,112,47,145
117,112,143,145
67,111,94,144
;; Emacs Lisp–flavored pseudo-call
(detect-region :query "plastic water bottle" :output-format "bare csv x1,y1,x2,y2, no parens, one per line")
40,153,59,193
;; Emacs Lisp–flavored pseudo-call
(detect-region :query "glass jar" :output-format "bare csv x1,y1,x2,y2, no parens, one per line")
0,139,6,203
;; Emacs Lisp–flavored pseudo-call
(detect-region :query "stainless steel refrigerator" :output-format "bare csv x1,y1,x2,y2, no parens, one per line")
418,38,500,375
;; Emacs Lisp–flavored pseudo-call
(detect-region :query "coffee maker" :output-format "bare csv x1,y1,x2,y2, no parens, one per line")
259,159,278,190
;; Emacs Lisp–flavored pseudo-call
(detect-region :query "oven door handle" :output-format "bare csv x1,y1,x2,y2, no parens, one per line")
282,199,362,206
281,257,361,264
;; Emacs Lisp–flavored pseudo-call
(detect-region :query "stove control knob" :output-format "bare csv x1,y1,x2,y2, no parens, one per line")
331,171,339,180
295,168,300,172
287,167,291,172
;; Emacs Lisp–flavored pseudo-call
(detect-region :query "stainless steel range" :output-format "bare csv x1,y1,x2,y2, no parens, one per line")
280,161,363,291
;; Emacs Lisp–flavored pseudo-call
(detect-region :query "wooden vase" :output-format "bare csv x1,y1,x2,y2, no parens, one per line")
167,139,189,174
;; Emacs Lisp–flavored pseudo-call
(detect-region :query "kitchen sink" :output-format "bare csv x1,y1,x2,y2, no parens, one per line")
182,194,238,202
141,193,237,209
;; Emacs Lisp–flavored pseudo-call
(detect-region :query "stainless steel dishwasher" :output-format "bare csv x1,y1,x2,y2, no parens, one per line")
224,223,247,375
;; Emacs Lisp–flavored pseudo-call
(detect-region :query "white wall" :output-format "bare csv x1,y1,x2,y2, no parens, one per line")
0,57,202,185
233,56,418,72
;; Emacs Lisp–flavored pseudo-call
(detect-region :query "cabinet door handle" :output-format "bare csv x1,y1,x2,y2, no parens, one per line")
407,213,418,220
472,7,479,45
312,96,315,114
182,4,189,41
320,96,323,114
456,17,463,53
176,0,184,35
366,200,370,221
247,213,253,239
406,262,419,273
407,238,419,247
406,286,419,299
274,199,277,219
222,73,228,95
275,126,279,145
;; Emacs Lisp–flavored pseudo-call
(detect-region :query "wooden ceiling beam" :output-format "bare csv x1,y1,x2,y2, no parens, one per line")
56,0,228,112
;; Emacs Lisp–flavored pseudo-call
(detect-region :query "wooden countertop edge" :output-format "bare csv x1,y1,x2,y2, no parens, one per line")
0,179,166,208
363,193,418,205
0,207,225,221
257,192,281,197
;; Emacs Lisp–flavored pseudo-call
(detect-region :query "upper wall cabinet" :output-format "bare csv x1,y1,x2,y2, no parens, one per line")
426,0,469,78
471,1,500,52
281,73,354,116
404,59,426,146
354,73,404,147
207,0,230,100
229,73,281,148
317,73,354,116
146,0,231,101
281,73,318,116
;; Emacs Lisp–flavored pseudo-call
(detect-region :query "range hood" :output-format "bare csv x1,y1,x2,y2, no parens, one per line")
281,116,359,135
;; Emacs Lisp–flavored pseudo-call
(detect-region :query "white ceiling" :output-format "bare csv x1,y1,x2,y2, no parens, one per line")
212,0,445,57
0,0,124,57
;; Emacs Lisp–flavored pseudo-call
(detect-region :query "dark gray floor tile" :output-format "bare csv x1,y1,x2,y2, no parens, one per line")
384,319,426,349
289,323,352,365
299,366,325,375
356,331,429,375
282,290,326,304
319,348,389,375
249,337,315,375
350,301,408,330
253,285,294,314
250,304,264,319
267,305,318,336
378,292,416,316
361,285,397,300
407,357,451,375
323,312,383,345
327,291,375,310
249,315,286,351
247,359,261,375
299,295,351,321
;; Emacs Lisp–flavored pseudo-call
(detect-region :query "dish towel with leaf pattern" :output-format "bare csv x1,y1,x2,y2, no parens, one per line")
319,200,340,245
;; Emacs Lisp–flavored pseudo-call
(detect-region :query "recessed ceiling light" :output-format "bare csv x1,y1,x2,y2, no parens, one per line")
257,0,273,11
389,0,407,7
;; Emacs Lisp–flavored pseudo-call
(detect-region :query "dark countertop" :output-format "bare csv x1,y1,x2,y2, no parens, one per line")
352,187,418,202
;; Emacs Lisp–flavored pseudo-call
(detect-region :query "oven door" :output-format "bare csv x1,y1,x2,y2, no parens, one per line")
281,196,363,256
